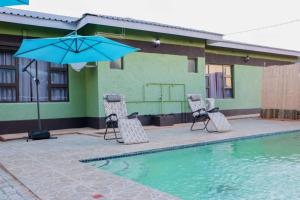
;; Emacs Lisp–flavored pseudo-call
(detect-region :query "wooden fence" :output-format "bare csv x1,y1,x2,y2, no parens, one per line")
261,63,300,120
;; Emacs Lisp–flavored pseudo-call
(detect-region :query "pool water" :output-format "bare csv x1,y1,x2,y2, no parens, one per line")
89,132,300,200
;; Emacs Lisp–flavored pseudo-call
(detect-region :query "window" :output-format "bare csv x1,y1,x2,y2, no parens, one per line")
205,64,233,99
110,58,123,70
188,58,197,73
0,51,69,103
49,63,68,101
0,52,18,102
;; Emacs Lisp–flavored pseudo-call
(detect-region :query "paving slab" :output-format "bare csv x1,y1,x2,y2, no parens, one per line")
0,164,38,200
0,118,300,200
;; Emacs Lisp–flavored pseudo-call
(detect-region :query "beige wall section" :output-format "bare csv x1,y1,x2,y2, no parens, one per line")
262,64,300,111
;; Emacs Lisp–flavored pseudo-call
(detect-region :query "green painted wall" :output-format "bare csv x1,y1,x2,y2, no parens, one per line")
96,53,262,117
85,67,99,117
214,65,263,110
97,53,205,117
0,68,86,121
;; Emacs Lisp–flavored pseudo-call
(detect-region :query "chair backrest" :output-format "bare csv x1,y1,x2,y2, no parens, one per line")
187,94,206,112
103,93,128,119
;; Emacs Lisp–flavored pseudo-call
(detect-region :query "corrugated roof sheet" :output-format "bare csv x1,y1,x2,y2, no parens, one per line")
0,7,77,23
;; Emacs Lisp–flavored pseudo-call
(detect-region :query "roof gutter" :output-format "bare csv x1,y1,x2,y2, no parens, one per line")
207,40,300,57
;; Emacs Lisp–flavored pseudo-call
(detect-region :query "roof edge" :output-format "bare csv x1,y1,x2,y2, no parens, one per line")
77,13,223,41
0,7,77,30
0,8,299,58
207,40,300,57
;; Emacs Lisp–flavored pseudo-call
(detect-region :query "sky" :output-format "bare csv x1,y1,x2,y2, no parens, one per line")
15,0,300,51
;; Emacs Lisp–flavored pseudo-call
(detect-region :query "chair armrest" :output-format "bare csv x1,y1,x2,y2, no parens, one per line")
105,113,117,121
208,107,219,113
127,112,139,119
192,108,206,115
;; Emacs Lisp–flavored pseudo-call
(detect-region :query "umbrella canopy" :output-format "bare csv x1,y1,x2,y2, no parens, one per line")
15,33,139,64
14,33,139,132
0,0,29,6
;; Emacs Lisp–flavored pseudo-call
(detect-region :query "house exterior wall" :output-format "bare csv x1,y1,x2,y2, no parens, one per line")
98,53,205,117
215,65,262,110
96,53,263,118
0,22,297,133
0,23,87,121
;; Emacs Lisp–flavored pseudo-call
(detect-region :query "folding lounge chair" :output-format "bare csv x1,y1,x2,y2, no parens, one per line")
187,94,232,132
103,93,149,144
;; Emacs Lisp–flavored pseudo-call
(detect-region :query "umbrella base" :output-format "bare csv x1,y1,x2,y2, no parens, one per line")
27,130,50,141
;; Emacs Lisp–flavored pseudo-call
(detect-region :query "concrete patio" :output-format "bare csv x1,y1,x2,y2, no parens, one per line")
0,117,300,200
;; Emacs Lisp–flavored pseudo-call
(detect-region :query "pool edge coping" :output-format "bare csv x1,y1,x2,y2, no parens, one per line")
80,129,300,163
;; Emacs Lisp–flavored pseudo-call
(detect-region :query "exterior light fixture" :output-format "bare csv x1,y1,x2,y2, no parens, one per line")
153,38,160,48
244,55,250,62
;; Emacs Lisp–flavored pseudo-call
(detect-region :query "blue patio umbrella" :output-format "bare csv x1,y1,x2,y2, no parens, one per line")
0,0,29,6
14,33,139,136
15,33,139,64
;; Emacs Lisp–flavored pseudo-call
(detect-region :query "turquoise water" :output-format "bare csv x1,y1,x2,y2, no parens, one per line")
90,132,300,200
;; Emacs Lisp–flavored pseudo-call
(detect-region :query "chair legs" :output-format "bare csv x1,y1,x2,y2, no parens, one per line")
190,118,198,131
104,121,122,141
190,118,217,133
190,118,208,131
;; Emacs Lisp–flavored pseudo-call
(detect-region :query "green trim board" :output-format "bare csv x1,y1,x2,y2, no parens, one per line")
80,24,206,48
0,22,70,38
205,47,298,63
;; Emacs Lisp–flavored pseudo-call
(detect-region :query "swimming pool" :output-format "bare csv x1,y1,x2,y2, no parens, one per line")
88,132,300,200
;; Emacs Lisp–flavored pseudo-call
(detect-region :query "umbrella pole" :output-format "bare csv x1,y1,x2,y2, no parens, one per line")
22,59,42,130
35,78,42,130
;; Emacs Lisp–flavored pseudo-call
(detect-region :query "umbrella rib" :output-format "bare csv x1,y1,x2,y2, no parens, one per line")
15,38,72,57
77,41,104,53
59,39,76,64
52,44,76,53
60,39,77,52
81,40,115,61
76,38,86,52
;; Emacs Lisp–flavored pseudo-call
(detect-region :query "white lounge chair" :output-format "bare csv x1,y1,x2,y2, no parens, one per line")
103,93,149,144
187,94,232,132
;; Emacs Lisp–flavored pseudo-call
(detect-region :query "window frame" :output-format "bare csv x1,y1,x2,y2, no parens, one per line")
205,65,210,98
110,57,124,70
48,64,69,102
188,58,198,73
0,49,69,103
205,64,234,99
222,65,234,99
0,50,19,103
